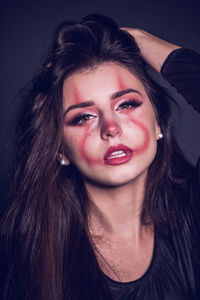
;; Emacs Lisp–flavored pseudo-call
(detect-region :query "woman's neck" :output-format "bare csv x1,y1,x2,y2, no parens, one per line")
85,171,155,283
85,170,147,240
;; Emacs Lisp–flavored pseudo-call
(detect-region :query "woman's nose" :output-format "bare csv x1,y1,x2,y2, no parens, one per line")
100,116,122,140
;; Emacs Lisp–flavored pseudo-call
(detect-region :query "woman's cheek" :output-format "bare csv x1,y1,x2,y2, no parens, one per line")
77,126,103,166
79,125,90,162
123,112,150,156
130,118,150,155
64,129,84,162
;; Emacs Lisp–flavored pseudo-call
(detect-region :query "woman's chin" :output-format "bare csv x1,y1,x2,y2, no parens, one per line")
83,169,147,189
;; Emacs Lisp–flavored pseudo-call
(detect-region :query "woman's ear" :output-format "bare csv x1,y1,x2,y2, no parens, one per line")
57,153,71,166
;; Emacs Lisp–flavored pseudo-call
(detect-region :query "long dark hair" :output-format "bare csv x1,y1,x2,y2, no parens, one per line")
0,14,192,300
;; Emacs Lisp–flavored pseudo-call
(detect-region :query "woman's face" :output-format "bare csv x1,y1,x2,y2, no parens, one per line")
62,62,161,187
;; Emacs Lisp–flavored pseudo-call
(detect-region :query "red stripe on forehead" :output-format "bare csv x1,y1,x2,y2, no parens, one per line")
73,86,81,104
117,75,127,91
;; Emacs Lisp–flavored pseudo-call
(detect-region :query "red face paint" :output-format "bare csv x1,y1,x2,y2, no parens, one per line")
117,75,127,91
73,86,82,104
116,75,150,155
73,75,150,166
79,126,104,166
79,115,122,166
69,85,102,165
78,117,150,167
129,117,150,155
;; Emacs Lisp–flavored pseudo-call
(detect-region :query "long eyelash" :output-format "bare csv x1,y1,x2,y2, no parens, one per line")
67,113,94,126
118,98,143,109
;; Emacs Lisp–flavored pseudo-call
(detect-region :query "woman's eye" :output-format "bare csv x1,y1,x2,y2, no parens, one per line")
117,99,142,111
80,114,94,123
68,113,96,126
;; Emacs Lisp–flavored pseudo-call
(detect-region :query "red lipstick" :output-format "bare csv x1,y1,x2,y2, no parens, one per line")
104,144,133,166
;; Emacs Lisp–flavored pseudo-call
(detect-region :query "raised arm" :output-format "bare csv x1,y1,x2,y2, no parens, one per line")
123,28,200,113
122,28,180,73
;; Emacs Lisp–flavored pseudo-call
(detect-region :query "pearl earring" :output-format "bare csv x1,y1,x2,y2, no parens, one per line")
158,133,163,140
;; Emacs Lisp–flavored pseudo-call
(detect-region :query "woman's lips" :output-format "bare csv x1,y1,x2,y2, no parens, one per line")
104,144,133,165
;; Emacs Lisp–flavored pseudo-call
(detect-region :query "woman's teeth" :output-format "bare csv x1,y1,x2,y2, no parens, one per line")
108,150,127,159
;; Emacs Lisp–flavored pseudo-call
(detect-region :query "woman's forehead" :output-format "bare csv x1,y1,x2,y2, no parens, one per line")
62,62,146,104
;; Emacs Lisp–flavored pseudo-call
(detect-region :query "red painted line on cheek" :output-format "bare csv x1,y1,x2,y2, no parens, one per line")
129,117,150,155
79,127,103,166
117,75,150,155
79,127,89,163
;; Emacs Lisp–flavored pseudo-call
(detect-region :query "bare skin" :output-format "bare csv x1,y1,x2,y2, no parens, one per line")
87,170,154,282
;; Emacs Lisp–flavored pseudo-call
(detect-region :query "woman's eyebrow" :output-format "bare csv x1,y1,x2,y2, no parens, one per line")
111,88,141,99
63,89,141,116
63,101,94,116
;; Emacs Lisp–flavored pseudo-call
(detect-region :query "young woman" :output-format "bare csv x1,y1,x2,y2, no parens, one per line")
0,14,199,300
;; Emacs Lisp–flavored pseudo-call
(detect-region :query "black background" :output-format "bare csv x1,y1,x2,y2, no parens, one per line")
1,0,200,202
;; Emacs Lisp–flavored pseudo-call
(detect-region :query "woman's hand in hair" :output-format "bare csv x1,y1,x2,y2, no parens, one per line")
121,28,181,73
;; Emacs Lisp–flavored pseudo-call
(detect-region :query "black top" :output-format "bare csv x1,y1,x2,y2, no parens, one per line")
0,49,199,300
106,49,200,300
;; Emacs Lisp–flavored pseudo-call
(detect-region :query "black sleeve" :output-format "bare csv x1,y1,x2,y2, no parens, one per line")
161,48,200,113
189,158,200,235
161,48,200,227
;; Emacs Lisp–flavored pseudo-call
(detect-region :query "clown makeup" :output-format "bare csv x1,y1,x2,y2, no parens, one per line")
62,62,161,187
